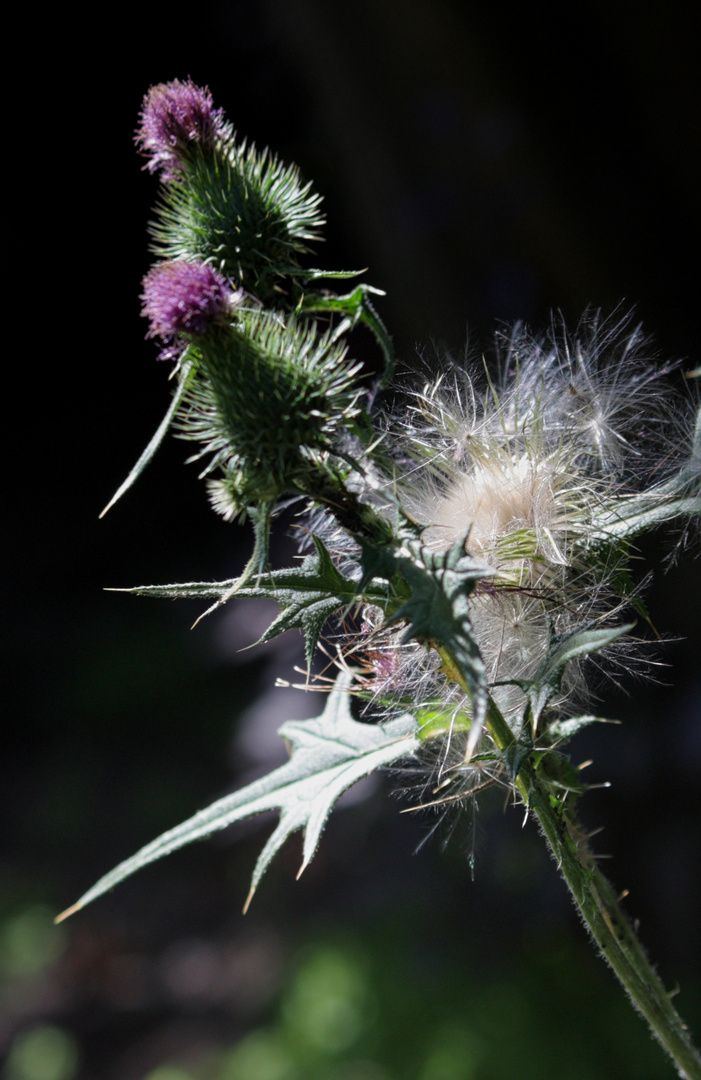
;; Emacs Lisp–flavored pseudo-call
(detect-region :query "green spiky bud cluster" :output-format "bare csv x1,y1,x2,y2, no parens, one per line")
178,310,363,517
152,145,325,300
137,78,323,299
119,79,393,539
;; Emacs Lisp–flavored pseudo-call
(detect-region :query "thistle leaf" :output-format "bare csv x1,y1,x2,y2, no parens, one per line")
108,579,239,600
254,538,358,667
592,495,701,539
56,672,418,921
113,537,390,663
388,537,495,760
99,360,194,518
538,622,635,682
548,714,619,741
299,268,368,281
301,283,394,385
501,621,635,730
503,736,534,784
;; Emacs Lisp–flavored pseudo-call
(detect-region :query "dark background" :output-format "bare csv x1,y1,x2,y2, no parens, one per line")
4,2,701,1078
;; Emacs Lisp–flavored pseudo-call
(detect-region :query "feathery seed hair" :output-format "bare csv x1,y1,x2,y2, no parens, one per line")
327,313,691,781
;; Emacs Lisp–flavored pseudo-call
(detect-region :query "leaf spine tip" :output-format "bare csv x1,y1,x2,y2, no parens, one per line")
54,902,82,924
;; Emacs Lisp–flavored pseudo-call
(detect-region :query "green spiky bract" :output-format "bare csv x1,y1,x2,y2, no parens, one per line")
176,309,364,516
102,89,394,518
151,136,324,300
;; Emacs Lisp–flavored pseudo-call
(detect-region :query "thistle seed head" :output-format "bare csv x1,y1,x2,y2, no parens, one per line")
356,312,692,734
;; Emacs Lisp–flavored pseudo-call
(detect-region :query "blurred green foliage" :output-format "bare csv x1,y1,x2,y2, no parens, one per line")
128,930,699,1080
0,907,66,980
3,1026,80,1080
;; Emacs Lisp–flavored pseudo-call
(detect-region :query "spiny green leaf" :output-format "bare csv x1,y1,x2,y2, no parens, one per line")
108,579,240,600
503,735,534,784
358,539,406,595
591,418,700,541
499,621,634,732
56,672,418,921
387,536,495,760
111,536,391,665
548,715,619,741
300,283,394,386
592,495,701,540
254,537,363,667
99,359,195,518
298,268,368,281
538,622,635,685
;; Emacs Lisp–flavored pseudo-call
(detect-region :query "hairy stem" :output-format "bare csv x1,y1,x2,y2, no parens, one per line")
325,482,700,1075
484,698,701,1080
305,470,396,547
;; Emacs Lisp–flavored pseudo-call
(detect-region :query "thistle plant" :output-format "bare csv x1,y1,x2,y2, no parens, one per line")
59,80,701,1078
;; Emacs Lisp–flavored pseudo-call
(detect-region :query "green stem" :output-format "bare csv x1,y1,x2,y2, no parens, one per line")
304,470,396,548
319,485,701,1075
484,699,701,1080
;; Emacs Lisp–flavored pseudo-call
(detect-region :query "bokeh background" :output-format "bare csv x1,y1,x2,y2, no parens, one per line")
5,2,701,1078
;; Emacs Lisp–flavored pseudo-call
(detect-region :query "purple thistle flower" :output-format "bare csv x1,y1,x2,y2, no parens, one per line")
141,261,234,355
136,78,225,180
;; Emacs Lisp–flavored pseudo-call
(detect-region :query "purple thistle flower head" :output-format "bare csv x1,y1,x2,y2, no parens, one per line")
141,261,234,355
136,78,225,180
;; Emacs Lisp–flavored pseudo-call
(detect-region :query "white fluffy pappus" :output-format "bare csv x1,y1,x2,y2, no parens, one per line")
354,312,694,768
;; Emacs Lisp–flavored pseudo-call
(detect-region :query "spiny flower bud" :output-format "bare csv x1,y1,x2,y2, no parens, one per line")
176,310,362,516
141,260,238,356
140,81,324,298
136,78,225,180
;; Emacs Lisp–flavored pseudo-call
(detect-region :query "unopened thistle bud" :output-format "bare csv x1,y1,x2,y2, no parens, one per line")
138,80,324,295
174,310,363,516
